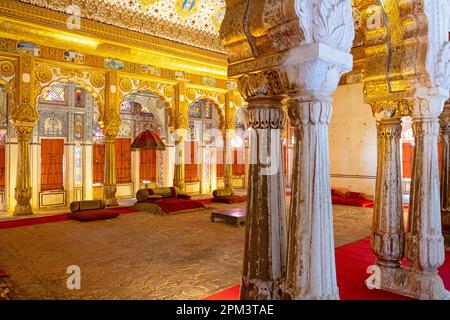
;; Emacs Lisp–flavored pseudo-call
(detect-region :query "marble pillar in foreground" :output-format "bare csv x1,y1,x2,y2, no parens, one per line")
370,114,404,273
240,92,287,300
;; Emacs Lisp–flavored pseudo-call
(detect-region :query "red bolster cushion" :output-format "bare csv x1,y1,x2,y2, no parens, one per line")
347,192,362,199
68,209,119,222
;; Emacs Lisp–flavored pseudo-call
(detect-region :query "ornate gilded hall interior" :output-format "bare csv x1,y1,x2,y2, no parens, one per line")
0,0,449,303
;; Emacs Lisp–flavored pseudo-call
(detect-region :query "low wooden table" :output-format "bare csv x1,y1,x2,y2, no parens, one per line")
210,208,246,227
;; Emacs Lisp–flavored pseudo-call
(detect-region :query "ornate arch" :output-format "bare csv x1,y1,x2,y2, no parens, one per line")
117,76,175,131
187,96,225,132
33,65,106,123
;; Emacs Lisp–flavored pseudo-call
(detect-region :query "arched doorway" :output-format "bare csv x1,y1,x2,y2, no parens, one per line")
34,81,99,208
111,91,168,198
186,98,223,194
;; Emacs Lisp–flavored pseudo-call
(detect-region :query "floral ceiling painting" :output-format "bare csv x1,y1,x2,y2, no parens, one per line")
18,0,227,52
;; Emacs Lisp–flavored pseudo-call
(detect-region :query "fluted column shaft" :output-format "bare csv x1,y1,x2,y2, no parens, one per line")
173,137,185,191
406,116,444,272
240,96,287,300
104,133,118,207
224,139,233,188
402,89,450,299
285,96,338,300
371,117,404,268
14,126,33,215
440,107,450,245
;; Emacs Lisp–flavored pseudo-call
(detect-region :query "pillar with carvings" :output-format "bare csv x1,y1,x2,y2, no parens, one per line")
173,136,186,191
283,6,354,298
441,102,450,245
402,89,450,299
12,55,38,215
239,73,287,300
103,127,119,207
172,83,188,191
13,124,35,215
369,108,404,273
223,135,233,188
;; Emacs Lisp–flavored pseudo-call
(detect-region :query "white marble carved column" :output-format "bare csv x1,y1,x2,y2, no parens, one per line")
403,89,450,300
370,113,404,271
441,103,450,245
239,73,287,300
283,0,354,298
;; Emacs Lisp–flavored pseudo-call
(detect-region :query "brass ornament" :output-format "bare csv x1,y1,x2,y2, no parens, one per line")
90,73,105,89
217,93,225,105
119,78,133,93
186,88,196,101
34,66,53,84
163,85,175,98
0,61,15,78
11,102,39,123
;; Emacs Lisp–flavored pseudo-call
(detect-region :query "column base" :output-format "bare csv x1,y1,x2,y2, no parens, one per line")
14,203,33,216
240,277,284,300
372,266,450,300
104,185,118,207
282,288,339,300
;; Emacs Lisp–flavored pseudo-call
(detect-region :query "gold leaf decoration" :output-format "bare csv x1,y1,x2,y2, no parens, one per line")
0,61,15,78
186,88,196,101
164,85,175,98
34,66,53,84
90,73,105,89
119,78,133,93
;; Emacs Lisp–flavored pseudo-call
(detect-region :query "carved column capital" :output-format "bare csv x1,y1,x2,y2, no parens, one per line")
246,98,286,130
237,70,286,100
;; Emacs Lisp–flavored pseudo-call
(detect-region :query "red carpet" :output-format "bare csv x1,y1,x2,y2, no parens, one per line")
198,199,213,205
205,238,450,300
0,207,140,229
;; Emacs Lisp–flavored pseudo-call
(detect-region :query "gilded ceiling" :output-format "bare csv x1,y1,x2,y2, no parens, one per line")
17,0,226,52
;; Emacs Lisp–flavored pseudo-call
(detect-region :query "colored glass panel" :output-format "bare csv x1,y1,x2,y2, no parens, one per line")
41,86,65,103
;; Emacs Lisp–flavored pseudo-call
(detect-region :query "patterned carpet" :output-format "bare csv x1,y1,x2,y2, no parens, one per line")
0,202,372,300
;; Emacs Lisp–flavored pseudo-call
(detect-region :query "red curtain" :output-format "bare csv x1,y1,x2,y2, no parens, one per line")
216,148,224,178
140,149,157,182
184,141,199,183
0,145,5,190
93,144,105,184
402,142,443,179
41,139,64,191
402,143,414,179
115,138,132,184
233,148,245,176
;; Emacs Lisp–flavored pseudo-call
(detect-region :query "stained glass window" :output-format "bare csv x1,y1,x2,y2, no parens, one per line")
204,102,212,119
120,100,132,112
41,86,65,103
74,144,82,185
75,88,83,107
189,103,201,118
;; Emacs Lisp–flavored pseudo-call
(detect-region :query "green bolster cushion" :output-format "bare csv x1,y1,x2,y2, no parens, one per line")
136,189,150,203
212,187,235,198
147,195,163,202
151,187,174,198
70,200,107,212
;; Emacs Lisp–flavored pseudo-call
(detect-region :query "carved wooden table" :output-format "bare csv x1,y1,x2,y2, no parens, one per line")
210,208,246,227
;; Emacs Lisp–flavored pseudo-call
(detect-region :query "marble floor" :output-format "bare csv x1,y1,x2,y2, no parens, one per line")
0,201,373,300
